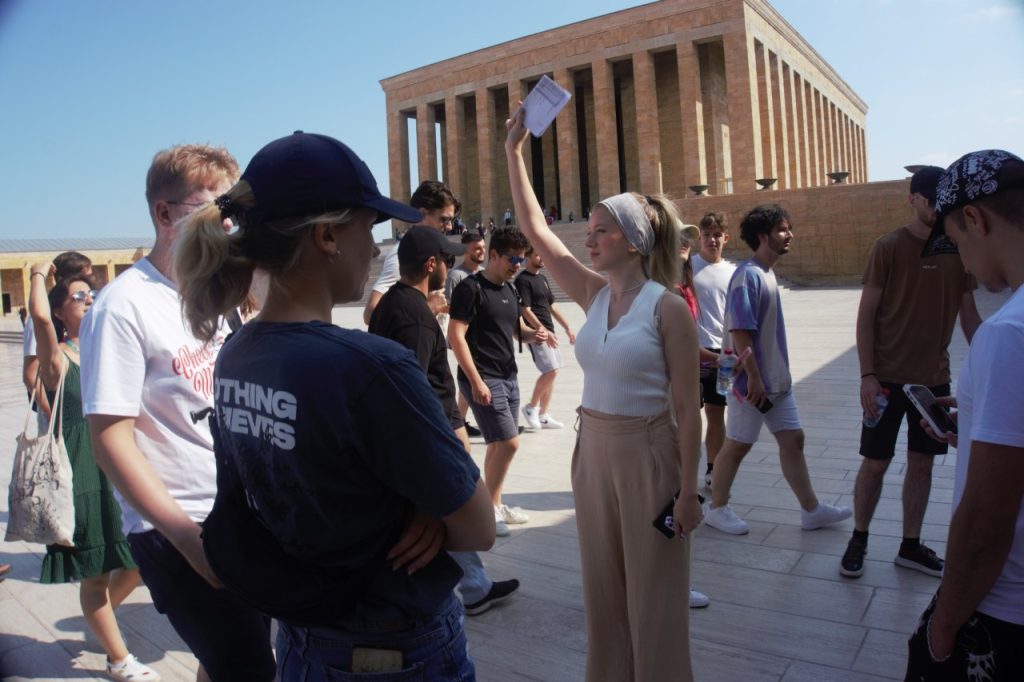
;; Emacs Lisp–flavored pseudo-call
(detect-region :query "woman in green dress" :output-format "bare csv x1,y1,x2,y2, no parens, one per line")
28,263,159,681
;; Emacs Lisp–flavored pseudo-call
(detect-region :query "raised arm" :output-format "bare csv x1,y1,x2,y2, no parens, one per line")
505,106,605,309
28,263,63,389
958,290,982,343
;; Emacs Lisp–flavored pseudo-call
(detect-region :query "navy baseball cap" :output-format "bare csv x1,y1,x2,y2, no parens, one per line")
908,166,944,203
398,226,465,268
923,150,1024,257
238,131,421,225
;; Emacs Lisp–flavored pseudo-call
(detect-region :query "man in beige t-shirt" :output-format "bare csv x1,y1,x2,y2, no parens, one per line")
841,166,981,580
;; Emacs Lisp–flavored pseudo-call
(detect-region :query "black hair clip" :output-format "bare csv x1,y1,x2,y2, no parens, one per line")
214,194,238,219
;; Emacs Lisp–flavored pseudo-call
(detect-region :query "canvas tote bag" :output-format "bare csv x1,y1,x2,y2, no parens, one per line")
5,356,75,546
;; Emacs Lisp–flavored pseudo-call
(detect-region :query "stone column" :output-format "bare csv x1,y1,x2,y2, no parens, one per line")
416,102,437,183
513,79,534,186
554,68,580,220
632,50,662,194
771,52,790,188
860,126,868,181
475,87,496,225
784,64,802,188
677,40,707,187
723,30,763,193
386,104,411,212
444,94,465,201
755,41,777,182
592,58,620,198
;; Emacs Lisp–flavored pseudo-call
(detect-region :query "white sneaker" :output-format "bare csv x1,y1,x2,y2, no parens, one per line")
496,503,530,524
704,471,713,489
703,503,749,535
494,509,510,537
539,413,564,429
107,654,161,682
521,404,541,431
689,588,710,609
801,502,853,530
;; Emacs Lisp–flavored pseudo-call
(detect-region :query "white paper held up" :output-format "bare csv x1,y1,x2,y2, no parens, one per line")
523,75,571,138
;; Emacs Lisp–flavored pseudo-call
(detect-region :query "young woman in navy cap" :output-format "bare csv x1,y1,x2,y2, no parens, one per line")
175,131,496,681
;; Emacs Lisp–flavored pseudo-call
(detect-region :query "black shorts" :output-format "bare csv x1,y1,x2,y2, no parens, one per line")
127,529,275,681
859,382,950,460
699,349,726,408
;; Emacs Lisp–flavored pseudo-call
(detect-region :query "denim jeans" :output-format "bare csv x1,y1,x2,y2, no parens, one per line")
276,593,475,681
451,551,491,604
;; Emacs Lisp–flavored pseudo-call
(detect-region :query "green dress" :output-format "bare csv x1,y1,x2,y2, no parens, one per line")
40,357,136,583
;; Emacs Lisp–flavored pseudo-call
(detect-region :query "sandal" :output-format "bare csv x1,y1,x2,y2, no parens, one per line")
106,654,161,681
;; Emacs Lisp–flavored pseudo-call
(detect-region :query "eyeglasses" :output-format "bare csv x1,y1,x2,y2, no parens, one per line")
505,254,527,266
69,290,98,303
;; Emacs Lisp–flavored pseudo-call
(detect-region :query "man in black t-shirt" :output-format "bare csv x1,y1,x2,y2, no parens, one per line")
449,227,548,533
369,227,521,615
515,247,574,431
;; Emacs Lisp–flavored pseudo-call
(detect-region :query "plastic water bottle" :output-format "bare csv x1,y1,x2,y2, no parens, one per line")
863,389,890,428
716,350,737,396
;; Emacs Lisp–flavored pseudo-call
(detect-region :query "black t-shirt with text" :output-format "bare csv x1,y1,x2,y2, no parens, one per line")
368,282,456,422
515,270,555,332
449,272,521,381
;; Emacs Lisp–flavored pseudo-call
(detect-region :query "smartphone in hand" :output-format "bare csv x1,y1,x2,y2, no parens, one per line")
903,384,958,435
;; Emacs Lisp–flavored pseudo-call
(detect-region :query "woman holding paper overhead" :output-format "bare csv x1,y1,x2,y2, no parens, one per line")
505,104,702,681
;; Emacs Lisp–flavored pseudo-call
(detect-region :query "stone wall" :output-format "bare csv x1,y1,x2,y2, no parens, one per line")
677,179,912,285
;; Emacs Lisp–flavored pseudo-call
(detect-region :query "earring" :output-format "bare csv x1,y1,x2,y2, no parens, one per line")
328,250,339,265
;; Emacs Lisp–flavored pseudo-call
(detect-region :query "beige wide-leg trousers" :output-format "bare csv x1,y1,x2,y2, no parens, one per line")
572,408,694,682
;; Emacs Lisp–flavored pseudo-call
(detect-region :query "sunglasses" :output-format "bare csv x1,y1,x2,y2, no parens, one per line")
505,254,527,266
69,290,98,303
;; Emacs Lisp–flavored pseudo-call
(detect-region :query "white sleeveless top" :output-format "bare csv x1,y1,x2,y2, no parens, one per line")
574,280,670,417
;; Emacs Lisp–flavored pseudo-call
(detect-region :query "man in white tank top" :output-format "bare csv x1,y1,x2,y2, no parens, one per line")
704,204,851,537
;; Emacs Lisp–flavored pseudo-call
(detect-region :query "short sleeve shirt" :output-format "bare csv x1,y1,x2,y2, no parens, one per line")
445,263,477,302
371,247,400,295
214,321,479,618
862,227,975,386
368,282,457,422
952,285,1024,624
724,258,791,396
692,254,736,349
449,272,520,381
515,270,555,331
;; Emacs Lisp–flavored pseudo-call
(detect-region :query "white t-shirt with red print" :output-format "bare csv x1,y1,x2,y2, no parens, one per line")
80,257,227,535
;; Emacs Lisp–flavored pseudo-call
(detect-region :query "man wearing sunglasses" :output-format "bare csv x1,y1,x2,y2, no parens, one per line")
369,226,522,615
449,227,549,537
363,180,460,325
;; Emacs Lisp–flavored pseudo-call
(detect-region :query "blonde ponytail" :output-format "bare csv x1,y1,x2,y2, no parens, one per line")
633,192,681,291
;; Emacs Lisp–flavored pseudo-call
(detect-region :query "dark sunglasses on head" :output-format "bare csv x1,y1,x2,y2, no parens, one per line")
69,290,98,303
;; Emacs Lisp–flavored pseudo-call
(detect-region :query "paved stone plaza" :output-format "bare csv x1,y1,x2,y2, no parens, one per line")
0,285,1008,681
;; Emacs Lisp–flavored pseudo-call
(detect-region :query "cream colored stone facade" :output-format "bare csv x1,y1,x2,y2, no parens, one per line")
381,0,867,230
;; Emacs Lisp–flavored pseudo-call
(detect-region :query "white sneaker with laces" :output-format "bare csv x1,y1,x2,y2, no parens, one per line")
801,502,852,530
496,503,530,524
106,654,161,682
539,413,564,429
703,503,749,535
521,404,541,431
689,588,710,608
493,508,510,537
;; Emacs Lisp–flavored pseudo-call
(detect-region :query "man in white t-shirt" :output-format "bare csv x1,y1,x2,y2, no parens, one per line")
80,144,275,681
691,211,736,488
906,150,1024,680
362,180,459,325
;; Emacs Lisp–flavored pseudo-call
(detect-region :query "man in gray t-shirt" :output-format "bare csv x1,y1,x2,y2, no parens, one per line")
445,233,486,301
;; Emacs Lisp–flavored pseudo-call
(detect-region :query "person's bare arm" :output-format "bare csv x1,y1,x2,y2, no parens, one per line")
730,329,765,407
22,356,51,418
550,303,575,344
660,295,703,536
362,290,384,326
928,441,1024,658
856,284,884,418
88,414,222,588
448,318,490,405
505,106,605,309
28,263,63,389
958,291,982,344
520,305,543,331
441,480,497,552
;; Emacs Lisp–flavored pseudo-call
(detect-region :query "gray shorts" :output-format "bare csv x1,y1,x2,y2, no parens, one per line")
459,375,520,444
528,341,563,374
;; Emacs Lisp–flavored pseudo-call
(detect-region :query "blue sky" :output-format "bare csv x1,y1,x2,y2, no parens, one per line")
0,0,1021,242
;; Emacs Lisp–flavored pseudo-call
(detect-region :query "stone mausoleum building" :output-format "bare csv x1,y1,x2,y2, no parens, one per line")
381,0,868,227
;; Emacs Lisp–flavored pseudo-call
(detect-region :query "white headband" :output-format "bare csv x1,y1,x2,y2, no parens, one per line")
597,193,654,256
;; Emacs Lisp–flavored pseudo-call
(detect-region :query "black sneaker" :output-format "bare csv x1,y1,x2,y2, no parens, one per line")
464,579,520,616
840,535,867,578
895,544,944,577
465,422,482,437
